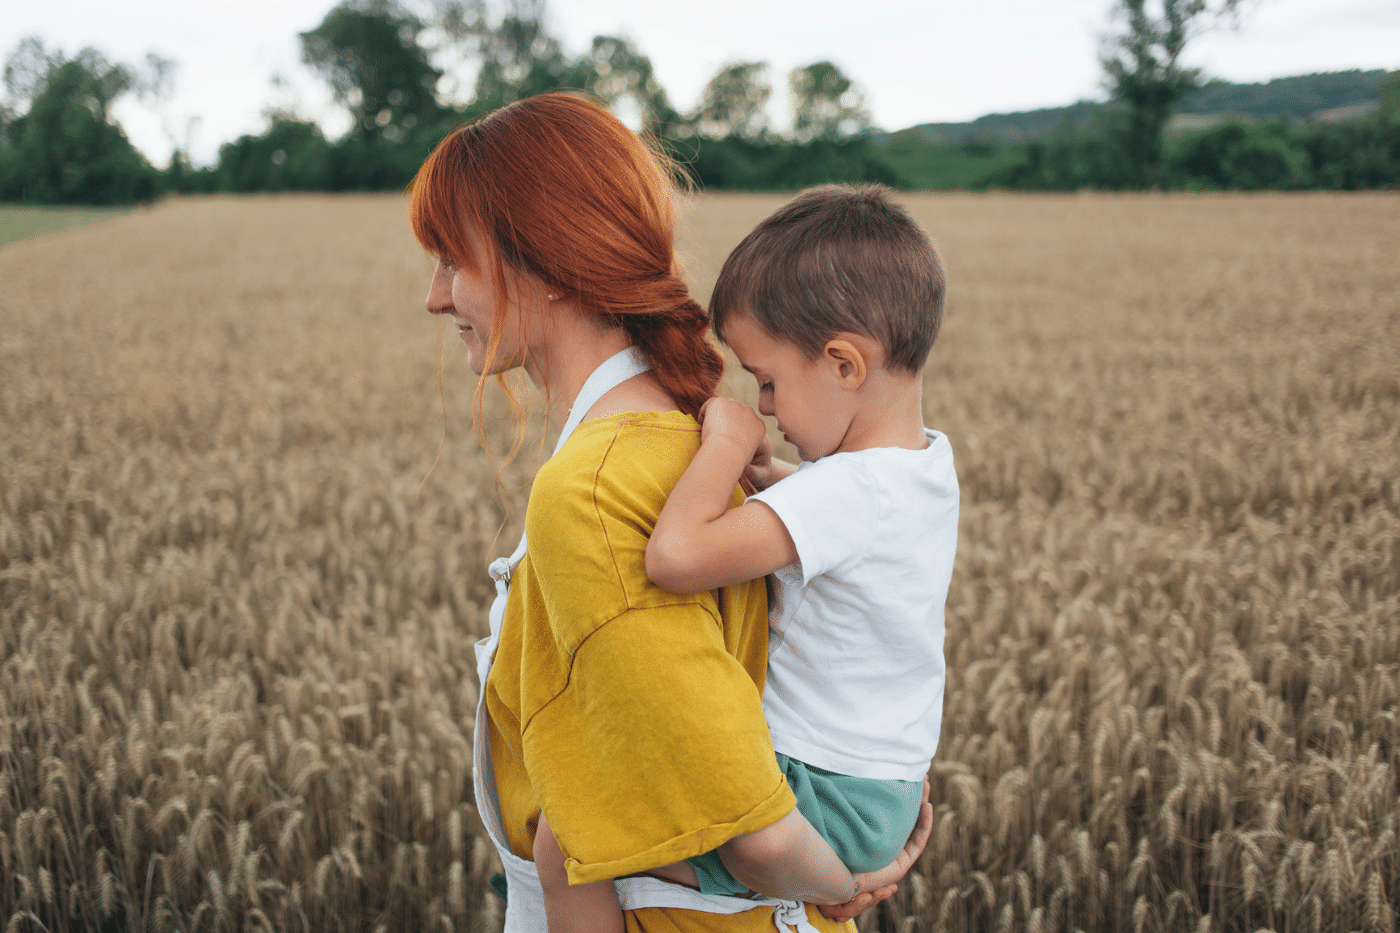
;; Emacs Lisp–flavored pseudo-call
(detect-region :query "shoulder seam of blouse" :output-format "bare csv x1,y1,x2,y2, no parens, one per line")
592,425,630,607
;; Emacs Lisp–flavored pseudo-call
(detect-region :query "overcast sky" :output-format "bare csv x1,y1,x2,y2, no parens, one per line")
3,0,1397,167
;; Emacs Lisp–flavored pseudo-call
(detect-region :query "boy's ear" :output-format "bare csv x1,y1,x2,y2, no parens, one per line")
823,337,868,389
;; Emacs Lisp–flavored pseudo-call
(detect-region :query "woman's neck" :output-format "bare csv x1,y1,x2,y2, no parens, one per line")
523,310,636,427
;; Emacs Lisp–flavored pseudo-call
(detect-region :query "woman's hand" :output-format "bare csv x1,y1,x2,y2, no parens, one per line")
817,777,933,922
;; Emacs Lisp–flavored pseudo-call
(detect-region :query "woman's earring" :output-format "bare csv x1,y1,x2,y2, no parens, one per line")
546,294,556,300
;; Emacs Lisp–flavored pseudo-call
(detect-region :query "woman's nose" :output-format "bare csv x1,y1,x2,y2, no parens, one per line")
426,265,453,315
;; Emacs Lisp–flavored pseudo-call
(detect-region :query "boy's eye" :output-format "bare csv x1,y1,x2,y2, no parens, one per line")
759,382,774,393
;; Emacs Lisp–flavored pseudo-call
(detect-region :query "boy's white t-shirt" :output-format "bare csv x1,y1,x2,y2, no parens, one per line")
748,428,958,783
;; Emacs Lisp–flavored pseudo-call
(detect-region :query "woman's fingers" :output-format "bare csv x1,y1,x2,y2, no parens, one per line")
816,883,897,922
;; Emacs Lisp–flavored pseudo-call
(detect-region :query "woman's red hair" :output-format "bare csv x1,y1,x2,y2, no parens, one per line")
409,93,723,449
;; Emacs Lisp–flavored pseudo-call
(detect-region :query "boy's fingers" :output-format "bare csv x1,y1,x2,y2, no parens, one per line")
751,434,772,466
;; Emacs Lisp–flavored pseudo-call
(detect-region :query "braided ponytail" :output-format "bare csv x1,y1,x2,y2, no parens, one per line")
618,294,724,420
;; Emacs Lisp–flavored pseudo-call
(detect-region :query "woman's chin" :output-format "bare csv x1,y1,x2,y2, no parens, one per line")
458,333,486,374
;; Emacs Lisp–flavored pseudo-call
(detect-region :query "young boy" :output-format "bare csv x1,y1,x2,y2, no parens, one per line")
535,184,958,931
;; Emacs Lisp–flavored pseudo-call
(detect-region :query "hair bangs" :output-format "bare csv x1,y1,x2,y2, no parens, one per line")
409,129,481,270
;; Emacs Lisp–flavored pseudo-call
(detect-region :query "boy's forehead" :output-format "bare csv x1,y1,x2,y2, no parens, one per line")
717,311,778,369
714,306,742,344
716,304,760,343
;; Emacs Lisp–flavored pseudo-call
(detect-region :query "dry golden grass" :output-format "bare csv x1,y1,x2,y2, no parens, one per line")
1,191,1397,932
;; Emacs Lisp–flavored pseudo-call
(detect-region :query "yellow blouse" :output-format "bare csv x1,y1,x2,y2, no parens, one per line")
484,411,851,932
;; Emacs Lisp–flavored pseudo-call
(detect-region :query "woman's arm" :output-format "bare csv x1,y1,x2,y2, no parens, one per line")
535,815,625,933
646,398,799,593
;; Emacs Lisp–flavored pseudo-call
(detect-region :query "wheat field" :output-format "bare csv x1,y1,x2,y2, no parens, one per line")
1,191,1396,933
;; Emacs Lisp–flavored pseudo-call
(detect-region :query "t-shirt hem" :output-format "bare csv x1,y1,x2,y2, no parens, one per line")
772,736,933,783
563,780,796,886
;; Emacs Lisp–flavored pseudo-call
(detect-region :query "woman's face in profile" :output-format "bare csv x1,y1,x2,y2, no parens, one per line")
424,227,544,377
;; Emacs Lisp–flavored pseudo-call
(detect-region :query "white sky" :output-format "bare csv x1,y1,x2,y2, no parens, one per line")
3,0,1397,167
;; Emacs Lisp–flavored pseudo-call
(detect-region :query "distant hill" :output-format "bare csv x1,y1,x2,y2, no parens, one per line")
897,102,1105,146
1183,70,1387,119
891,70,1390,145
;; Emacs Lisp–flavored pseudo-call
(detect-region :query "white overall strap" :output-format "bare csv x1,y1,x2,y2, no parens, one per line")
475,345,647,932
615,877,825,933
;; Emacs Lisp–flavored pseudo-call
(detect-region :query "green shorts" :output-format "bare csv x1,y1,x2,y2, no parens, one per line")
687,752,924,897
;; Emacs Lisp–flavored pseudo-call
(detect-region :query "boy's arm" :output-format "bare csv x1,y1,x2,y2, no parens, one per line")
647,399,799,593
718,778,935,907
715,808,857,904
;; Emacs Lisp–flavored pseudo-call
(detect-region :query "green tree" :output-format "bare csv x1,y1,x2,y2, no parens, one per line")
1380,70,1400,119
0,38,159,204
690,62,771,141
575,35,680,138
435,2,681,137
300,0,444,142
789,61,870,143
1292,106,1400,191
452,0,578,112
217,116,331,191
3,36,59,108
1172,120,1309,189
1100,0,1243,185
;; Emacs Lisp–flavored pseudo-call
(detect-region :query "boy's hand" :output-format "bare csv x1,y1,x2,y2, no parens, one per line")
743,432,775,491
697,398,767,460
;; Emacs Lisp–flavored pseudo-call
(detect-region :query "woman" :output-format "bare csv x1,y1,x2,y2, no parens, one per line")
408,93,926,932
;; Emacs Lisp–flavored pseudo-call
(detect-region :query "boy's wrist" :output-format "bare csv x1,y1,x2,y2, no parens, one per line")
704,430,761,468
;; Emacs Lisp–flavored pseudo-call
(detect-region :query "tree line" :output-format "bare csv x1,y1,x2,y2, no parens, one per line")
2,0,1397,204
0,0,896,203
984,0,1400,191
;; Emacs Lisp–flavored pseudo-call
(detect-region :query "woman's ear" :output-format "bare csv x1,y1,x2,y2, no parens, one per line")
823,337,869,390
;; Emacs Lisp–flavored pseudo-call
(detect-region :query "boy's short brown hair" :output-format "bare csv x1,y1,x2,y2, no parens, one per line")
709,184,946,375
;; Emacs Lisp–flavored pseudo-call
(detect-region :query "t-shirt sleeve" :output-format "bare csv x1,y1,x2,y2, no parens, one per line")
522,604,796,884
749,459,882,586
